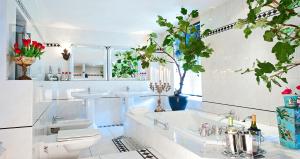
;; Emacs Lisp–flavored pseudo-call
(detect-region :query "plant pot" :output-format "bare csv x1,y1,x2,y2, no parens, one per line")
14,56,36,80
283,95,300,108
168,95,188,111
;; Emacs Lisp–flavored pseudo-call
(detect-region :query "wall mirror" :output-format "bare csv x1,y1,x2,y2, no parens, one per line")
71,46,107,80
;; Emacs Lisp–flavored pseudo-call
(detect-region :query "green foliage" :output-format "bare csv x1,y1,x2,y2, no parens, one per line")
112,51,139,78
237,0,300,91
133,8,213,94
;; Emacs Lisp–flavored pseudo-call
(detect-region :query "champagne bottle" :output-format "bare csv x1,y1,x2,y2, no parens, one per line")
248,114,260,135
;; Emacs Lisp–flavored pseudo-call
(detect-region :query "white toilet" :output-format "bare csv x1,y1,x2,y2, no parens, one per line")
39,128,101,159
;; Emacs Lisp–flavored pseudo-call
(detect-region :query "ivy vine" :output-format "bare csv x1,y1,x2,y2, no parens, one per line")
236,0,300,91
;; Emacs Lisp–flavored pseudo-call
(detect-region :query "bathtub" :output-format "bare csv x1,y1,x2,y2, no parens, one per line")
125,110,229,159
125,109,300,159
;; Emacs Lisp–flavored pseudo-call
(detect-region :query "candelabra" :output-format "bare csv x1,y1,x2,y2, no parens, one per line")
149,80,171,112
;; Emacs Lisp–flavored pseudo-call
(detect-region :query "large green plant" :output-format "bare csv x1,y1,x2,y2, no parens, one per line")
112,51,139,78
134,8,213,95
236,0,300,91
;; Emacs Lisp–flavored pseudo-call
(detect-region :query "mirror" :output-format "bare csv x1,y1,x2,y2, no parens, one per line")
111,48,149,81
71,46,106,80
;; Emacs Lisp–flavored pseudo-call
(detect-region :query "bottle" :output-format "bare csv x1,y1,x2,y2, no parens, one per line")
227,116,236,132
248,114,260,135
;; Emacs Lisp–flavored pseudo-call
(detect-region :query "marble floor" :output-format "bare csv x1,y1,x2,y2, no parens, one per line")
79,126,164,159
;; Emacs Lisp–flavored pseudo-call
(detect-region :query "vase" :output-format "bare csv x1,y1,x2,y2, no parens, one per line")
168,94,188,111
283,95,300,108
14,56,36,80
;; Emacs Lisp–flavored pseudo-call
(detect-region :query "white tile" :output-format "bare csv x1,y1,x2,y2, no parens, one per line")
100,151,143,159
108,126,124,137
90,138,119,156
98,128,113,138
79,148,92,158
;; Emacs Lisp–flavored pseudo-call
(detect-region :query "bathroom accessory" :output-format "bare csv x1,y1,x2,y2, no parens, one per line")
149,80,171,112
40,128,100,159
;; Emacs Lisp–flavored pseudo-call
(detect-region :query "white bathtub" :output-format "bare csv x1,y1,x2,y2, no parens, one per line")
125,109,300,159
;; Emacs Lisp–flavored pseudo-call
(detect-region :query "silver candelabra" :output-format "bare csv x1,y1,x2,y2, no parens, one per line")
149,80,171,112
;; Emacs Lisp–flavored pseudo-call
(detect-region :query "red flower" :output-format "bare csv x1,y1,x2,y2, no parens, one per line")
14,43,19,49
281,88,292,95
296,85,300,90
41,45,45,50
32,41,38,48
22,39,30,47
15,48,21,54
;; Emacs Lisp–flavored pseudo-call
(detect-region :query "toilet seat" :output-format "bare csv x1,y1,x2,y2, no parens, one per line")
57,128,100,142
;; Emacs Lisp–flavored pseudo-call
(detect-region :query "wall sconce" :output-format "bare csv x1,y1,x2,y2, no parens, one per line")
61,48,71,61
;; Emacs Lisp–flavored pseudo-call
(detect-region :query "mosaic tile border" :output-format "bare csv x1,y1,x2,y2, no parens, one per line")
137,149,159,159
112,136,130,153
97,123,123,128
202,7,298,38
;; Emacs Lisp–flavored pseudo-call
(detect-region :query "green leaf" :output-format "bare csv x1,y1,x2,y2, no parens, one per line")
263,30,276,42
190,10,199,18
191,65,205,73
181,8,187,15
244,27,252,38
272,42,295,63
247,9,257,23
257,62,275,73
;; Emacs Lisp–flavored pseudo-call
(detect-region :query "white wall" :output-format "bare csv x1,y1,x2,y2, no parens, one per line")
199,0,300,125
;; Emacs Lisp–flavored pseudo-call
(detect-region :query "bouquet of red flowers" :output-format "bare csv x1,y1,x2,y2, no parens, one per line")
13,38,45,59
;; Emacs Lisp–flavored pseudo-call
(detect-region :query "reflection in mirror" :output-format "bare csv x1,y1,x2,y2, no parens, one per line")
111,48,148,81
71,46,106,80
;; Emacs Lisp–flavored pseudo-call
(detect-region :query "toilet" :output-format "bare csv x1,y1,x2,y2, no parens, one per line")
39,128,101,159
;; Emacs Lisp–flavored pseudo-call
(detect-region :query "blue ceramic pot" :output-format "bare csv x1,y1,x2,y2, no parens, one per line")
168,95,188,111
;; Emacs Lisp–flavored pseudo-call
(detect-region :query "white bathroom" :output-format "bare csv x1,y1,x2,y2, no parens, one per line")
0,0,300,159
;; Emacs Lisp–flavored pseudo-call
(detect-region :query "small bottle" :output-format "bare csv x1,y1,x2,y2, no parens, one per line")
227,116,236,132
68,72,71,81
57,68,61,81
248,114,260,135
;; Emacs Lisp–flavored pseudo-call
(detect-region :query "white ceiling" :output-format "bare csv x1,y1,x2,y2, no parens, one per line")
22,0,228,47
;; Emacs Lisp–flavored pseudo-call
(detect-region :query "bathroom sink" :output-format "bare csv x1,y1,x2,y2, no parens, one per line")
115,91,153,97
48,119,92,133
71,91,110,99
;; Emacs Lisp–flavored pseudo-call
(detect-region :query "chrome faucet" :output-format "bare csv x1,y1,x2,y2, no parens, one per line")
154,119,169,130
52,116,63,123
87,87,91,94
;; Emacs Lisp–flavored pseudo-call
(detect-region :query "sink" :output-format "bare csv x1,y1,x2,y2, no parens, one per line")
48,119,92,133
71,91,110,99
115,91,153,97
71,91,111,128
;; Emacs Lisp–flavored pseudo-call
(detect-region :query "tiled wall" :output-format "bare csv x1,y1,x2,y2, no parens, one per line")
198,0,300,126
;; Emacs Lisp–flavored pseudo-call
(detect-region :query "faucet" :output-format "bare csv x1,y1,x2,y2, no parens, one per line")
154,119,169,130
87,87,91,94
126,86,130,92
52,116,63,123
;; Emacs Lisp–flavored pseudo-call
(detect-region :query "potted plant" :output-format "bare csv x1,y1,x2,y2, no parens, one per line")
12,38,45,80
133,8,213,111
281,85,300,107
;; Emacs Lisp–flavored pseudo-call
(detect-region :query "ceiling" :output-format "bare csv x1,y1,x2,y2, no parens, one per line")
22,0,228,47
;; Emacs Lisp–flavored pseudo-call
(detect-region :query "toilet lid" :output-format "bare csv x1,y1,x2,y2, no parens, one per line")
57,128,99,142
